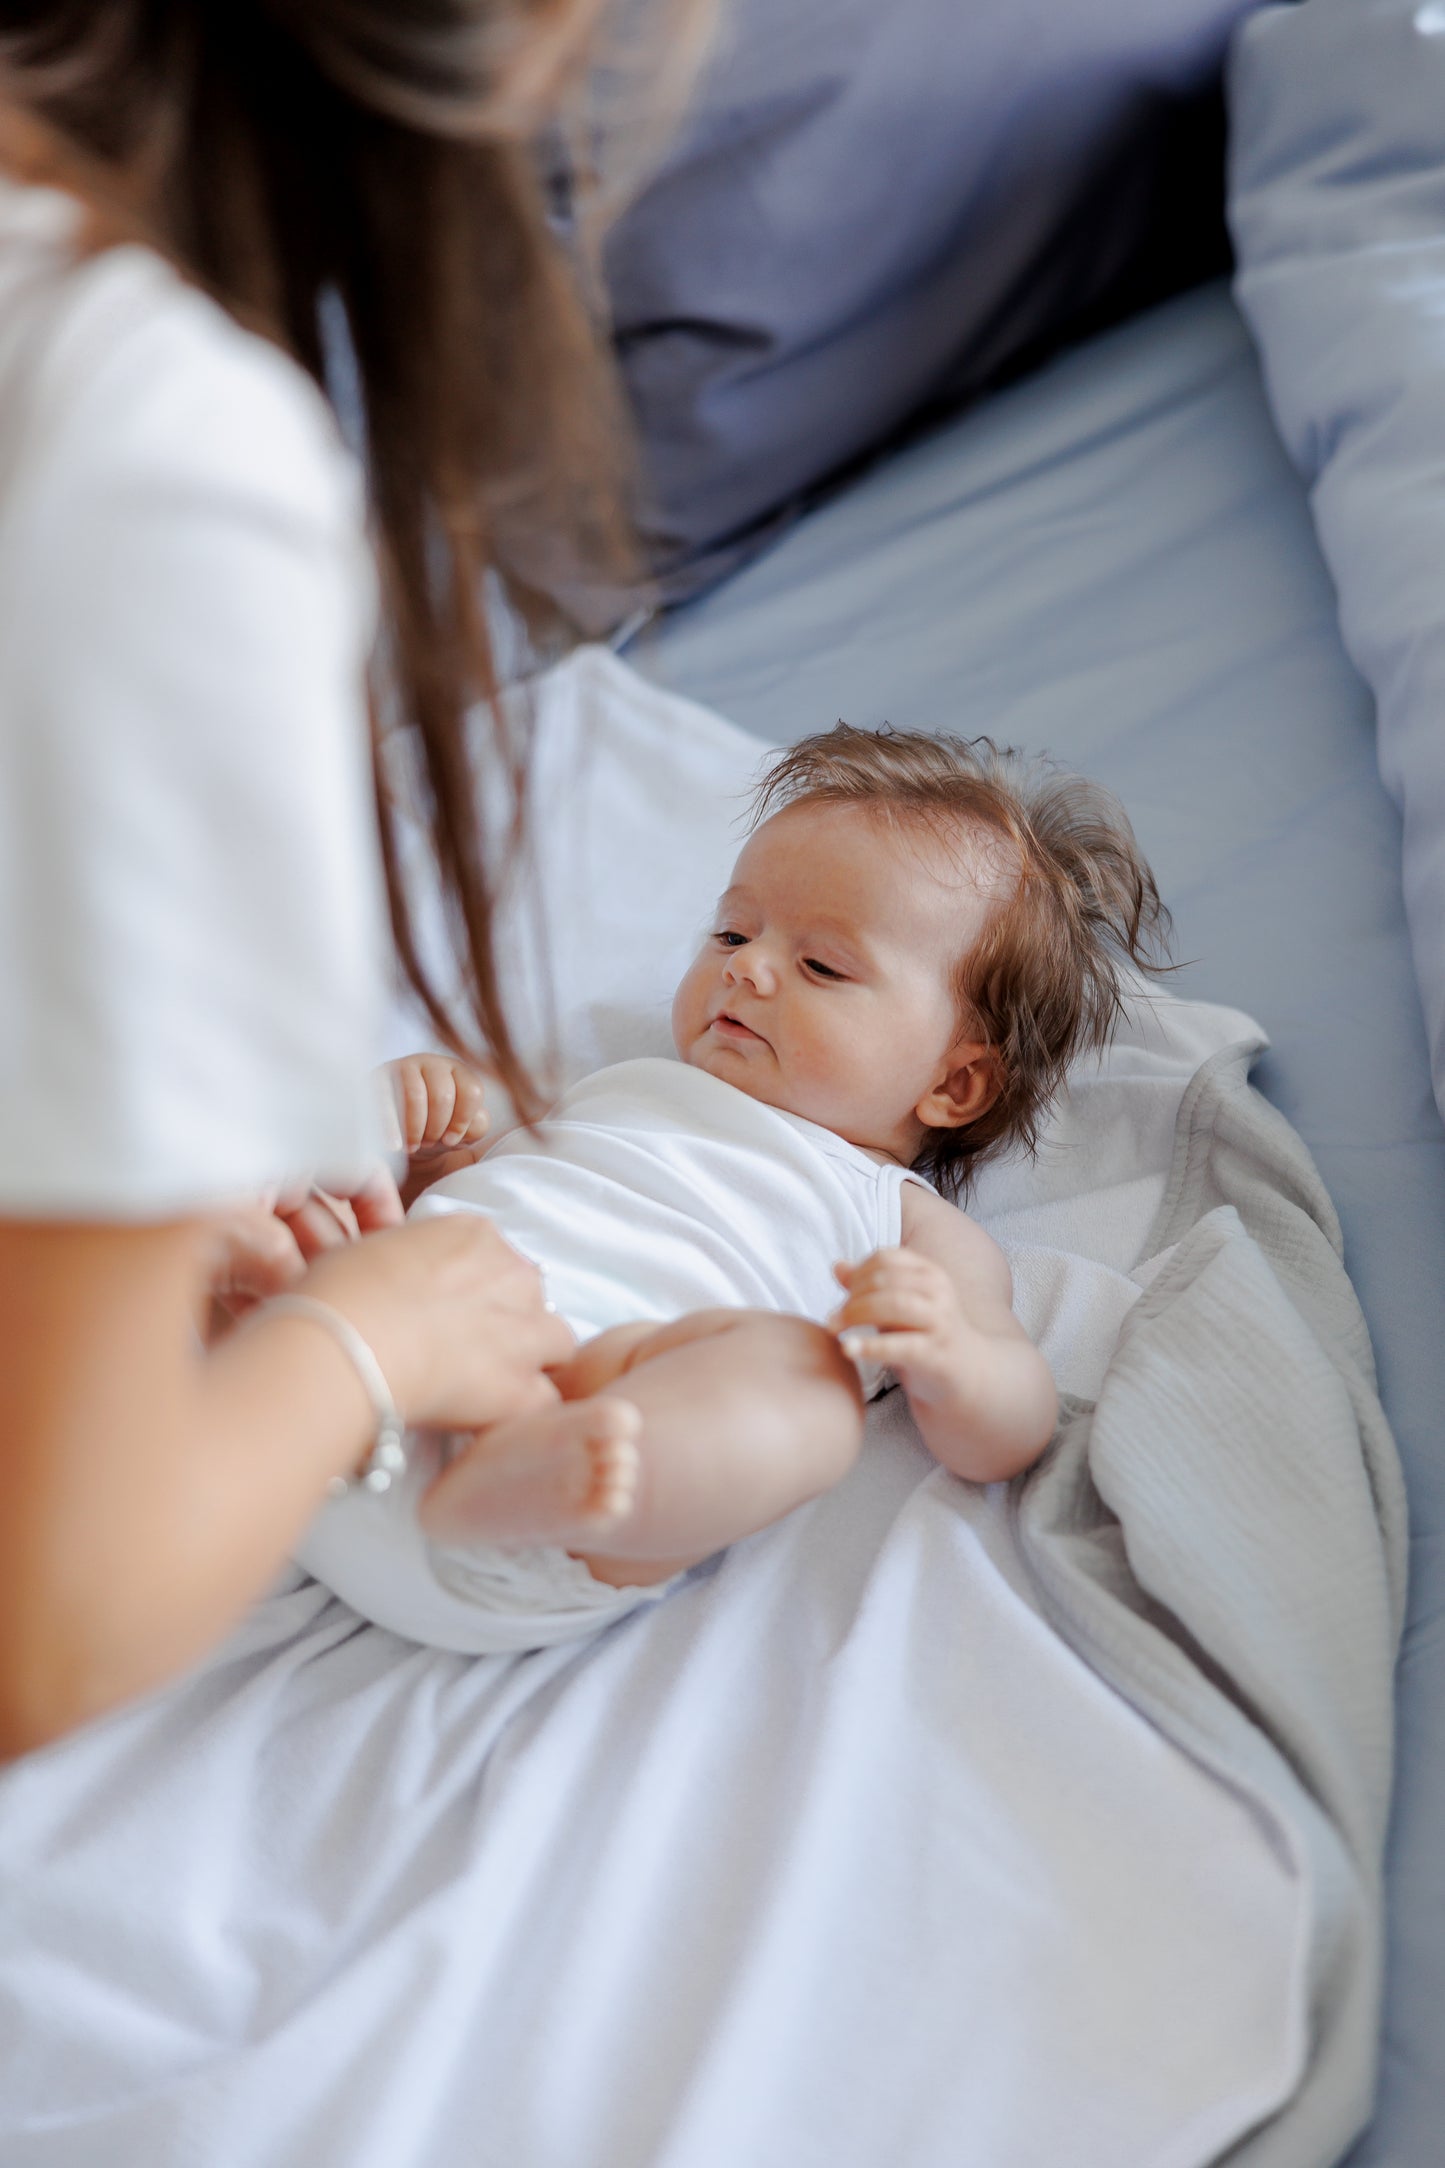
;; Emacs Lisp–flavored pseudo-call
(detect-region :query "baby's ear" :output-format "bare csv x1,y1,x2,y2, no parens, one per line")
916,1044,1002,1132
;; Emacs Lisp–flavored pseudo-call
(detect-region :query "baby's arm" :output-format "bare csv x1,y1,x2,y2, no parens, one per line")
831,1183,1057,1484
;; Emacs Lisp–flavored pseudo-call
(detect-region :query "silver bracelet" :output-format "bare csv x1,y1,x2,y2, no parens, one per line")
264,1293,409,1499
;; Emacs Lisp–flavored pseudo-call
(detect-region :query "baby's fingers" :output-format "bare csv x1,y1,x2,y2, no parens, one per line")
831,1285,939,1336
443,1065,489,1147
835,1247,905,1285
835,1247,940,1296
385,1058,433,1152
837,1327,923,1370
414,1054,490,1147
414,1056,461,1146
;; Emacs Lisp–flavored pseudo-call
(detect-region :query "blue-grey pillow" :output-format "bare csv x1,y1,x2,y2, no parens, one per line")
1230,0,1445,1126
604,0,1261,601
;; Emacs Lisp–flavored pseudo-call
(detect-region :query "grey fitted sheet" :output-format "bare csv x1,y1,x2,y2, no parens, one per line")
637,281,1445,2167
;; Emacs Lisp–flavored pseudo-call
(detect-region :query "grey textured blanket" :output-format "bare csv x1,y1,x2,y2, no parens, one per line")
1017,1040,1408,2166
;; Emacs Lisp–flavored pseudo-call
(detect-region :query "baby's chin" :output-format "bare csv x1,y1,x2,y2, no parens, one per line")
681,1038,791,1111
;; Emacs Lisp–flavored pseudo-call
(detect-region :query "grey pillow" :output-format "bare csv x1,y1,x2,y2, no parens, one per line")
1230,0,1445,1128
603,0,1262,601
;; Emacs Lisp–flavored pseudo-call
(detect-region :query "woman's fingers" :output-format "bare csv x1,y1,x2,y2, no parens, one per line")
344,1165,407,1233
496,1297,576,1371
279,1190,357,1261
206,1205,308,1321
300,1211,574,1431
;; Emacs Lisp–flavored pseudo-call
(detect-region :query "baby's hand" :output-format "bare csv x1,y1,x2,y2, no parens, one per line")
830,1248,970,1406
385,1053,491,1210
208,1055,486,1328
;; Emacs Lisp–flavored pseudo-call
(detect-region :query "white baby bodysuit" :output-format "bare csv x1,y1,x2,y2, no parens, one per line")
426,1057,922,1337
296,1058,924,1652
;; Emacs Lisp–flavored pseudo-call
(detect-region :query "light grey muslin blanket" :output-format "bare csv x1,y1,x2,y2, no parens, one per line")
1019,1036,1407,2167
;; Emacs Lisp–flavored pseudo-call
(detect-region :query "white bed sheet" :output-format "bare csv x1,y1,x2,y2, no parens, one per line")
0,649,1307,2168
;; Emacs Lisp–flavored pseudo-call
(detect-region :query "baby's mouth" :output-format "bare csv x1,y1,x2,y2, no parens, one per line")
711,1011,768,1048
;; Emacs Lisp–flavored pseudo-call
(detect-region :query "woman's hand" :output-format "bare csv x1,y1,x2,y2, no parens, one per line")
205,1047,547,1428
203,1200,307,1324
0,1207,573,1756
299,1212,574,1432
269,1164,406,1266
202,1169,405,1337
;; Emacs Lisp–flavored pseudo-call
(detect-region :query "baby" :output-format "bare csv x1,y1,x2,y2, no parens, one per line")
300,724,1167,1649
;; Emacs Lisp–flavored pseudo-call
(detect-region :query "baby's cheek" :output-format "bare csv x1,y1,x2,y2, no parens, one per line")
788,1032,859,1117
670,959,710,1054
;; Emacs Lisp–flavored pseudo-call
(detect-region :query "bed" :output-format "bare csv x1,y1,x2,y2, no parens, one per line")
0,269,1432,2168
635,272,1445,2168
3,8,1444,2165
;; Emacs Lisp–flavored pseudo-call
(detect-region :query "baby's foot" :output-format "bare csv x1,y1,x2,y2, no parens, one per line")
418,1396,642,1550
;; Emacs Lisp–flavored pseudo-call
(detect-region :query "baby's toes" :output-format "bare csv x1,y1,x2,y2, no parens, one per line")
579,1399,642,1528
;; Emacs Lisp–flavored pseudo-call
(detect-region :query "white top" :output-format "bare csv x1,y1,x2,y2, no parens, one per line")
0,175,388,1214
421,1056,927,1340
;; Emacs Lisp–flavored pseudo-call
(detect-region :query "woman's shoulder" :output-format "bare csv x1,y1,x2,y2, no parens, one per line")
0,175,361,546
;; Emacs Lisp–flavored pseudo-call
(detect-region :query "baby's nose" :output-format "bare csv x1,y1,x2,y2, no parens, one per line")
725,946,775,993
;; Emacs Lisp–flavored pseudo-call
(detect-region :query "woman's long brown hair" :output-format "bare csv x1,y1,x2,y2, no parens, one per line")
0,0,694,1114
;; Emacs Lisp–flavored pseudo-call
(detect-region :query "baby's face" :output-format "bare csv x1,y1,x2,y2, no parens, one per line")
672,800,1000,1162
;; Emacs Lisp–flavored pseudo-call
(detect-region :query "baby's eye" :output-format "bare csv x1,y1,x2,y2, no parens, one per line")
714,930,748,949
803,957,844,981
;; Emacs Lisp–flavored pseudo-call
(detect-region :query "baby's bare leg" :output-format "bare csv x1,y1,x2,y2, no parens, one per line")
417,1383,645,1554
417,1311,864,1582
567,1309,865,1585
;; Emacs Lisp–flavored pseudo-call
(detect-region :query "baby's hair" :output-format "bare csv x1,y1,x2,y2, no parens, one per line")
751,723,1172,1195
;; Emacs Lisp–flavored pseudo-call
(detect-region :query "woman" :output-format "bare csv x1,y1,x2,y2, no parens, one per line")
0,0,689,1756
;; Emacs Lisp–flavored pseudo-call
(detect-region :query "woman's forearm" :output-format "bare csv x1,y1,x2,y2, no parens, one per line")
0,1219,374,1756
2,1205,571,1755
